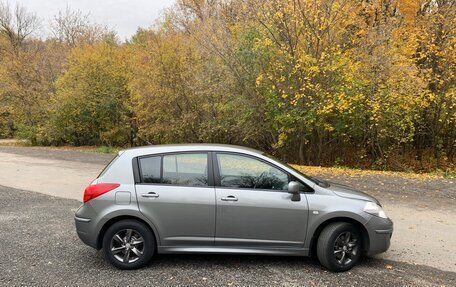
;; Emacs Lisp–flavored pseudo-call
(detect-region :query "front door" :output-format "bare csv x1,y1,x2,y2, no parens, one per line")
214,152,308,248
136,152,215,247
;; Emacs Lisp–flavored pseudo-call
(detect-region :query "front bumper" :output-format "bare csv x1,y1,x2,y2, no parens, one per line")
364,216,393,256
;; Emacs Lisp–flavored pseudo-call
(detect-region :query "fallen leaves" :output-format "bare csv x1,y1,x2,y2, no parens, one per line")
291,164,450,180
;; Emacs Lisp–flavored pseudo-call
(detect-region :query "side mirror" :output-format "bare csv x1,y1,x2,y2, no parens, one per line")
287,181,301,201
288,181,300,193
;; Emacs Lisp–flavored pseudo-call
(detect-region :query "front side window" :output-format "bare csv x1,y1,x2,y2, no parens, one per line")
217,153,289,190
139,153,208,187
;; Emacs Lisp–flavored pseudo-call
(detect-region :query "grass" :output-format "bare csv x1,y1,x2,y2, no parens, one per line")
0,139,119,154
94,146,119,154
441,170,456,179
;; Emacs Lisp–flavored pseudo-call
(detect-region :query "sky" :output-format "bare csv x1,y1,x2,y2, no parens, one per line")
8,0,176,40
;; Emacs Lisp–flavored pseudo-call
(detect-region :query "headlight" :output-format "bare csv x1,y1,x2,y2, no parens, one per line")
363,201,388,218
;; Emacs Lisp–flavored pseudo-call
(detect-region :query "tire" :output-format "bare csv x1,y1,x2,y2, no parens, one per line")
102,219,155,270
316,222,362,272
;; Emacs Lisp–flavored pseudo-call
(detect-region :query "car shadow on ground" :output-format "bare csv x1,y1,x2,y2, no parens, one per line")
87,247,382,272
82,248,455,286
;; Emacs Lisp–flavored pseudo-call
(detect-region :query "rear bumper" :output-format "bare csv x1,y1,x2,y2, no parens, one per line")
74,199,146,250
75,216,98,249
365,216,393,256
74,199,101,250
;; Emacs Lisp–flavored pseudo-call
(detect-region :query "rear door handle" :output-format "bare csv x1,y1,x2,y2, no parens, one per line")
221,195,238,202
142,192,159,198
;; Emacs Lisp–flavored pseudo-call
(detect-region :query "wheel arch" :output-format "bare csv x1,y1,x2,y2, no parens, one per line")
96,215,159,250
308,217,370,257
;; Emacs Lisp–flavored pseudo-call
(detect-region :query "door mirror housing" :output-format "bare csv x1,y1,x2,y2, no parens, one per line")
287,181,301,201
288,181,300,194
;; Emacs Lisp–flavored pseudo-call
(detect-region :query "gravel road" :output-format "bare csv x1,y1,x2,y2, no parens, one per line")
0,146,455,286
0,185,454,287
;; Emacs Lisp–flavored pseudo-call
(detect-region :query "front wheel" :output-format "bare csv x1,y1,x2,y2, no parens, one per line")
316,222,362,272
102,219,155,270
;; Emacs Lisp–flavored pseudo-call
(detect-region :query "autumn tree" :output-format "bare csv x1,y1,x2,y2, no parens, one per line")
413,0,456,165
46,42,133,146
0,1,38,50
0,1,52,143
343,0,425,168
51,7,114,47
162,0,275,148
0,0,454,171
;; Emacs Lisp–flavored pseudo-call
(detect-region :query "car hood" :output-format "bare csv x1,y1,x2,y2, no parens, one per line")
327,182,379,204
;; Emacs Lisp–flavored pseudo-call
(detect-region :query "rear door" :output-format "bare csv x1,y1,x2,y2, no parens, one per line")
214,152,309,248
135,152,216,247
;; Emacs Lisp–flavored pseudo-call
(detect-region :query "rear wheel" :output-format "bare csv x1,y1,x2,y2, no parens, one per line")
316,222,362,272
102,220,155,269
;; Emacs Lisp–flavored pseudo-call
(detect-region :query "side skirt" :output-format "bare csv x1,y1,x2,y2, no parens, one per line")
157,246,309,257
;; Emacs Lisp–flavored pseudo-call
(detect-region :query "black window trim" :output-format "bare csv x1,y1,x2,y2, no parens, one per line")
132,157,140,183
212,151,313,193
133,151,215,187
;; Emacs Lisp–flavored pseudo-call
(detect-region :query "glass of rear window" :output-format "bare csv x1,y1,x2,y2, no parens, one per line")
139,153,208,186
139,156,161,183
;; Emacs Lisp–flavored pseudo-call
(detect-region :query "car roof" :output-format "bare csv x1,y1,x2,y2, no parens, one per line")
120,143,264,157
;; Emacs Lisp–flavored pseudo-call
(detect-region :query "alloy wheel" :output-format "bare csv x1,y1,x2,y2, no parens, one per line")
110,229,145,264
333,231,359,265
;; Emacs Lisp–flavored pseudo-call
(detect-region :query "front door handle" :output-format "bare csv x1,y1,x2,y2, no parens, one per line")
142,192,159,198
221,195,238,202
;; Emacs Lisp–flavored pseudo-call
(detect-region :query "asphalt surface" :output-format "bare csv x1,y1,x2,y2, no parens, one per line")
0,186,454,287
0,146,455,286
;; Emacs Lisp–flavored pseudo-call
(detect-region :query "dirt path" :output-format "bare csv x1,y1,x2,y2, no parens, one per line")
0,146,455,273
0,151,104,201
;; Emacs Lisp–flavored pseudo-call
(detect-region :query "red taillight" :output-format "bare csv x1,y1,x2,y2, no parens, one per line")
83,183,120,203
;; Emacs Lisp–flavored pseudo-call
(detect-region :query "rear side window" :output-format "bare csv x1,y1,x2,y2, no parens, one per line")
139,156,161,183
163,153,208,186
138,153,208,187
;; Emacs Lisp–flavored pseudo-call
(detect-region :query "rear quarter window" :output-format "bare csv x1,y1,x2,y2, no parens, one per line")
98,155,119,178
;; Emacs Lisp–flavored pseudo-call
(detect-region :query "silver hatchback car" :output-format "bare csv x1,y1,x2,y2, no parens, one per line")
75,144,393,272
